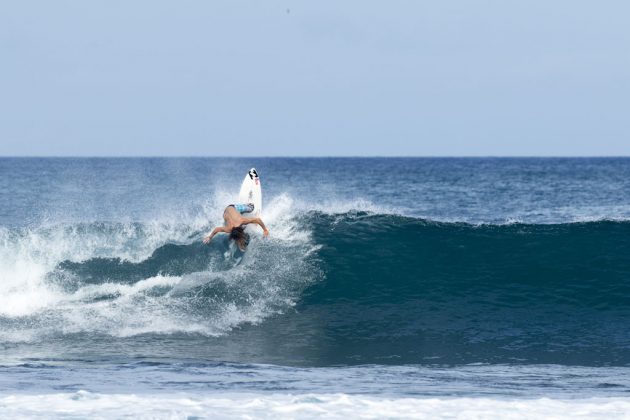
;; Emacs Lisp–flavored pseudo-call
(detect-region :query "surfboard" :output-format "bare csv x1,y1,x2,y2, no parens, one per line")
225,168,262,264
238,168,262,217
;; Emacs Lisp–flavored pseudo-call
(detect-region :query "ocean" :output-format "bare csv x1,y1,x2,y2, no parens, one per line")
1,157,630,418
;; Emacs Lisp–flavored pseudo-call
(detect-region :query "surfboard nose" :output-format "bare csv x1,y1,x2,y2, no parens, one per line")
240,168,262,217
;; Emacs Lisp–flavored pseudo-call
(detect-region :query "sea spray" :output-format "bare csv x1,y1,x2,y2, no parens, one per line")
0,196,321,343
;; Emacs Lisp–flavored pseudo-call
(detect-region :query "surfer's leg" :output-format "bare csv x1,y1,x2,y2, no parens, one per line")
233,203,255,214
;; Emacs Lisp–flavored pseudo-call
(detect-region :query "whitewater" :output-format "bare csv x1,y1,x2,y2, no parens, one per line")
1,157,630,418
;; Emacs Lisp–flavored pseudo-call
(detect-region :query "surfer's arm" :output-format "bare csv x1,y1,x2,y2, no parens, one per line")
243,217,269,237
203,226,229,244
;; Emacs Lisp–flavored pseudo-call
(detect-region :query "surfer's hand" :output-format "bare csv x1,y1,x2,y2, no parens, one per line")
263,229,269,238
203,235,212,244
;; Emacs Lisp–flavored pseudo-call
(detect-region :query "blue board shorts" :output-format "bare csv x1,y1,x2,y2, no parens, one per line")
229,203,255,214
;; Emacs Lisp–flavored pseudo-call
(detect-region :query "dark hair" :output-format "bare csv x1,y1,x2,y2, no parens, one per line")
229,226,250,250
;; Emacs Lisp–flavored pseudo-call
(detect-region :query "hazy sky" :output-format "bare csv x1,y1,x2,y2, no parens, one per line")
1,1,629,156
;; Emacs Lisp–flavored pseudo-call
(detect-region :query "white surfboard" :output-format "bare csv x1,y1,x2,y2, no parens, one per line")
226,168,262,264
238,168,262,217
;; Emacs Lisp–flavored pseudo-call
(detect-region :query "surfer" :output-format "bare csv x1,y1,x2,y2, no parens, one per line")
203,203,269,251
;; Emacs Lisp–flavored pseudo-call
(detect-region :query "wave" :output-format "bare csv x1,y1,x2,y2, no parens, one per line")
2,391,629,419
304,212,630,306
0,195,321,341
1,199,630,365
294,212,630,365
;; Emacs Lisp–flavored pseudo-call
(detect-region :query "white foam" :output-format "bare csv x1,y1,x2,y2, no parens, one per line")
0,192,321,342
0,221,197,318
0,392,628,419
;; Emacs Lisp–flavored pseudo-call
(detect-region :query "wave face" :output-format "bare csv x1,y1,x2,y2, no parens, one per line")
292,213,630,365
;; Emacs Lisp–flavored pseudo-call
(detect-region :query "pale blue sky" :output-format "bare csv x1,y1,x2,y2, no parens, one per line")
1,1,629,156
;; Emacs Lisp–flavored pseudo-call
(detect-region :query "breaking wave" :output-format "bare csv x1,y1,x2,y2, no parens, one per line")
2,196,630,365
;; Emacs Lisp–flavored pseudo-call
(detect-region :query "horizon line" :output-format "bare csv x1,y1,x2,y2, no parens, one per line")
2,155,630,159
0,155,630,159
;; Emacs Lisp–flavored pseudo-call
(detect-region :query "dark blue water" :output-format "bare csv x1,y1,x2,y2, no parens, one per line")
1,158,630,416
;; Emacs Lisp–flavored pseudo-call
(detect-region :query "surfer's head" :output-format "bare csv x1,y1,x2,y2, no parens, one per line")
230,226,250,251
